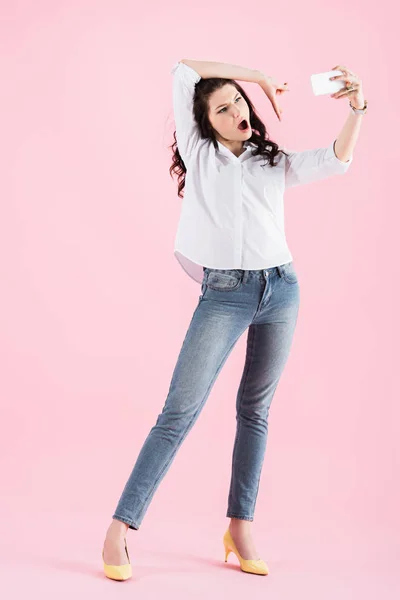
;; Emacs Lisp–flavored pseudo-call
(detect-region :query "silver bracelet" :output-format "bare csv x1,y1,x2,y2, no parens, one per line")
349,99,368,115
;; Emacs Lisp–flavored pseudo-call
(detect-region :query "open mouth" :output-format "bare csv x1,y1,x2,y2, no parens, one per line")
238,119,249,131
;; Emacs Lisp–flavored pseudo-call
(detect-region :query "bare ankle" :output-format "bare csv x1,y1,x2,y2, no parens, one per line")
109,518,129,538
229,517,252,530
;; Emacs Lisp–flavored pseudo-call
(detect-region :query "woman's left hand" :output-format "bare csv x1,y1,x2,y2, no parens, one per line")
329,65,365,108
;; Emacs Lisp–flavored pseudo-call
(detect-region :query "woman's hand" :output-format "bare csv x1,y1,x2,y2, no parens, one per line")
329,65,365,108
258,72,290,121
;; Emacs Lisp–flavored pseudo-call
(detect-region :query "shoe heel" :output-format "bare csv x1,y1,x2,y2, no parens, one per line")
224,544,231,562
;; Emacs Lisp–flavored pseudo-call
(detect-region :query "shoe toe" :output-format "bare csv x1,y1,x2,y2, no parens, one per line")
104,564,132,581
241,558,269,575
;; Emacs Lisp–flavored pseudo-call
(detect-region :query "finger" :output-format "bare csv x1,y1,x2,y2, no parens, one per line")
331,82,360,99
276,85,290,94
330,71,357,80
331,65,357,79
332,92,353,99
333,81,360,94
272,100,282,121
329,75,358,84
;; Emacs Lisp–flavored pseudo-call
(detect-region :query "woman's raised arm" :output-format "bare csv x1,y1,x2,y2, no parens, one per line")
180,58,264,84
181,59,288,121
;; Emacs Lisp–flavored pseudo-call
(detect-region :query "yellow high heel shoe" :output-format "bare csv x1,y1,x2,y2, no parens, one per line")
223,528,269,575
102,537,132,581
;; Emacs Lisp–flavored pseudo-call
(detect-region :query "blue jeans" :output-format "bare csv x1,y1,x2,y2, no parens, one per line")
112,262,300,529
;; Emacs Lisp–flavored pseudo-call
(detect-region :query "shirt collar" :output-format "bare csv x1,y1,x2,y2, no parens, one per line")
216,139,255,159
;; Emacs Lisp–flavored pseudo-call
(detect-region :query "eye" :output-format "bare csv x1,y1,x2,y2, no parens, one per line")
218,97,242,113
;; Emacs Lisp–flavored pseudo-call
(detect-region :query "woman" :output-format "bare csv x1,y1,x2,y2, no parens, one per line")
102,59,367,580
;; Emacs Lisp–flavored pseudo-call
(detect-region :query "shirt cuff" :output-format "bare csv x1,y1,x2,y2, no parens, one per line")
329,139,353,169
171,60,202,84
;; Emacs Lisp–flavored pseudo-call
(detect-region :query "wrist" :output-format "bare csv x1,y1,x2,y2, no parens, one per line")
350,96,365,110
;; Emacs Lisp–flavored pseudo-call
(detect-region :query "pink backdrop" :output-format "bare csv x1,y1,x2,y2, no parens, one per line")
1,1,398,597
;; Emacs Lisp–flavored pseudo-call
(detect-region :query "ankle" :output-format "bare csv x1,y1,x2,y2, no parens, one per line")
229,518,252,531
108,518,129,539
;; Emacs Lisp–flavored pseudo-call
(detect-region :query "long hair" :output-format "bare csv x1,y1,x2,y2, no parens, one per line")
169,77,289,199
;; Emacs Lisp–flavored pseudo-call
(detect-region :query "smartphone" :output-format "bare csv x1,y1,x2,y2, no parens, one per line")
310,70,346,96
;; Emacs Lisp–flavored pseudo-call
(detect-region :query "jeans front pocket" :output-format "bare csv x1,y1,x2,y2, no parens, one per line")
281,262,298,284
206,270,243,292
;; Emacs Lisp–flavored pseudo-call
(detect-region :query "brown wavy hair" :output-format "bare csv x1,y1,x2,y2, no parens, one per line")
169,76,289,198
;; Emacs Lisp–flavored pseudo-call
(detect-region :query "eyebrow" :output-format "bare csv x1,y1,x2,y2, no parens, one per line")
215,92,240,111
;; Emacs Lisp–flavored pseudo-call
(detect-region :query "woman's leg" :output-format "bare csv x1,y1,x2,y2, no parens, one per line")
226,266,300,527
112,272,251,531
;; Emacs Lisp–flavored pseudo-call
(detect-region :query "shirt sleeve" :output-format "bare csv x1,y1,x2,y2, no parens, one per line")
283,140,353,189
171,60,202,165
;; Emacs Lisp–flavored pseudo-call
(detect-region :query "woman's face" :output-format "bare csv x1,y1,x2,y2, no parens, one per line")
207,84,252,144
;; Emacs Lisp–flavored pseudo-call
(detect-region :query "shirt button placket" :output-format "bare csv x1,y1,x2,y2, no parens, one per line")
235,161,243,267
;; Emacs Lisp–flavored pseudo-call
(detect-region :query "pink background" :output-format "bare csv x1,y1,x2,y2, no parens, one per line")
1,1,398,597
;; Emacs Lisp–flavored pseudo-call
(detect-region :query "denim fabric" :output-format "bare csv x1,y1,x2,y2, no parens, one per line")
112,262,300,529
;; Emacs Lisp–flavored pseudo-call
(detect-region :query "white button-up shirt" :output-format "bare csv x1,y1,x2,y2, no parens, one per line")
171,61,353,284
